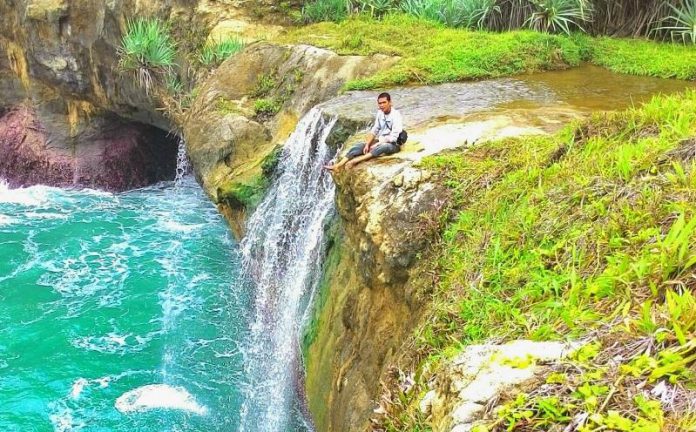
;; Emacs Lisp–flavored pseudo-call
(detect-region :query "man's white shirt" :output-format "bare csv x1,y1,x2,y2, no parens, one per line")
370,108,403,144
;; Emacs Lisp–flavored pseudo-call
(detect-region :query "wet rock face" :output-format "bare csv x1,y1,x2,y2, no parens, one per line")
0,105,178,191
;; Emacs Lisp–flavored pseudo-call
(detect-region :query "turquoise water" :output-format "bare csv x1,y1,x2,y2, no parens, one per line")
0,177,250,431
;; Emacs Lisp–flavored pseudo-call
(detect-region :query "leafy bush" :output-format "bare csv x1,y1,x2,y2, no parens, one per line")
525,0,593,34
301,0,349,23
254,98,282,118
118,18,176,92
199,37,245,66
654,0,696,44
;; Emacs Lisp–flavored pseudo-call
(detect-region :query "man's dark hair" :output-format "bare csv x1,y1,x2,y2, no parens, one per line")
377,92,391,102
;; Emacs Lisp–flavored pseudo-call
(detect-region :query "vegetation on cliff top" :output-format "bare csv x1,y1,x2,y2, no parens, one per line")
280,14,696,90
298,0,696,43
376,91,696,431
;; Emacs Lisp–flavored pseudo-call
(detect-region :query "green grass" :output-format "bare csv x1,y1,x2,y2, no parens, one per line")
588,36,696,80
377,90,696,431
281,14,586,88
421,90,696,346
199,37,245,67
279,14,696,89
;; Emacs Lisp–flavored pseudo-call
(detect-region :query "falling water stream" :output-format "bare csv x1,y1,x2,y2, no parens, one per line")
237,109,337,432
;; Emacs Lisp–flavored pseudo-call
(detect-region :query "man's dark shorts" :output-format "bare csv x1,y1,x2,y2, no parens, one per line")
346,142,400,159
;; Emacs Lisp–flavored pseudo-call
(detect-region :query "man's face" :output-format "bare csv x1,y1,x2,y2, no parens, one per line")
377,97,391,113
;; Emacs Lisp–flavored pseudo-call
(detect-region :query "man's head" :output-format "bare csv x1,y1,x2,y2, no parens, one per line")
377,92,392,114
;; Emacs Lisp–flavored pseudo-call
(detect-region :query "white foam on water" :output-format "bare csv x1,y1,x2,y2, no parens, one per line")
71,332,153,354
160,219,204,233
24,211,68,220
0,213,15,226
0,182,51,206
115,384,207,415
70,378,89,400
49,404,85,432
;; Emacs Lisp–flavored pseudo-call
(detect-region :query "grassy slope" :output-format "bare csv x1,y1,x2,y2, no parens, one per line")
279,14,696,89
379,91,696,431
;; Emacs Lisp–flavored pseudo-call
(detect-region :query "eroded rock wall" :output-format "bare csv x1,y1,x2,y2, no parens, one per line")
305,144,449,431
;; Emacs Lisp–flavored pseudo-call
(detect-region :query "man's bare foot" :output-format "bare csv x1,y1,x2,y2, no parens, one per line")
323,164,336,171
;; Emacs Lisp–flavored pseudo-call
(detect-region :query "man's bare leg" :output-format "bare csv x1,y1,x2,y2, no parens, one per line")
346,153,374,169
324,157,349,171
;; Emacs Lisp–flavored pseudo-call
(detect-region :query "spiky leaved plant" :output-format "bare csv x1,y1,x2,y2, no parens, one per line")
300,0,350,23
118,18,176,93
400,0,441,21
437,0,501,29
199,37,245,67
525,0,593,34
655,0,696,44
356,0,396,18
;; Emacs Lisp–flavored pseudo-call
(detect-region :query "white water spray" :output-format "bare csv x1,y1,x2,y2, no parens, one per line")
237,108,337,431
174,137,191,185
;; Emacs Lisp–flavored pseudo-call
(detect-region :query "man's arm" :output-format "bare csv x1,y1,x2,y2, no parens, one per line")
364,113,380,153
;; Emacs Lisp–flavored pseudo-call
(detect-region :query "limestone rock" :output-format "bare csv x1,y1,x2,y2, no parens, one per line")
417,340,576,432
184,42,397,207
452,402,485,425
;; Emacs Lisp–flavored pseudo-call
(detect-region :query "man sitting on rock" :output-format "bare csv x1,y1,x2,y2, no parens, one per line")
324,92,404,171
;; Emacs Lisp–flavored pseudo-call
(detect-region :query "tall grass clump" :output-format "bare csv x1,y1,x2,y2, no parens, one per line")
654,0,696,44
301,0,349,23
525,0,593,34
437,0,501,28
118,18,176,93
199,37,245,67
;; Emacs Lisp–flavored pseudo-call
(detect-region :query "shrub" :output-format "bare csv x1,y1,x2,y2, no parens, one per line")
301,0,349,23
525,0,594,34
654,0,696,44
254,98,282,118
118,18,176,92
199,37,245,66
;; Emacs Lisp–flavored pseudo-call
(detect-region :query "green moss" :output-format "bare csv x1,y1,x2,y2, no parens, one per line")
302,221,342,357
217,145,284,209
217,176,269,209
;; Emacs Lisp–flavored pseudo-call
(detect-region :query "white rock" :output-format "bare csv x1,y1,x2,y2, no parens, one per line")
451,402,484,425
419,390,437,414
451,424,473,432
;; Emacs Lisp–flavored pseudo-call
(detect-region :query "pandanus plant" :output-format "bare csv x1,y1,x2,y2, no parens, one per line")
655,0,696,44
525,0,594,35
118,19,176,93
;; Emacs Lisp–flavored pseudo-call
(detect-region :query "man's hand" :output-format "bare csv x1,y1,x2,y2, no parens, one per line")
363,142,371,154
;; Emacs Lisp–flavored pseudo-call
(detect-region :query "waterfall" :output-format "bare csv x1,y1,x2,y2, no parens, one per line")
174,137,191,185
237,108,337,431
